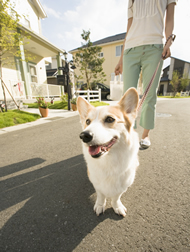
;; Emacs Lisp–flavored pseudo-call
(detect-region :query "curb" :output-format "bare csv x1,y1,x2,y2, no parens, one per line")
0,109,79,135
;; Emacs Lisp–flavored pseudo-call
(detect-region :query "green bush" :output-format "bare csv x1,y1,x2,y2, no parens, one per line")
175,92,181,98
61,93,68,103
71,97,77,105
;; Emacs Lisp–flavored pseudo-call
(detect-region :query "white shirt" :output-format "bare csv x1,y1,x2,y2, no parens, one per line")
124,0,177,50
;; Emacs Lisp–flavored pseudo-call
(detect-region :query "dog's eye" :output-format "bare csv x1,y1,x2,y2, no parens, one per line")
105,116,115,123
86,119,91,125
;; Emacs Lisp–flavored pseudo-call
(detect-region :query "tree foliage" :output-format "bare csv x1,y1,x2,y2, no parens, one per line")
170,70,190,97
180,72,190,91
0,0,31,111
170,70,180,97
0,0,31,64
73,30,106,89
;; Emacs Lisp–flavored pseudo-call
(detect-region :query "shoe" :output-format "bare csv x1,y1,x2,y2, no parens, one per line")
140,137,151,149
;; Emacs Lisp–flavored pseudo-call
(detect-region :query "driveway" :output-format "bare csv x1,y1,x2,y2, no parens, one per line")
0,98,189,252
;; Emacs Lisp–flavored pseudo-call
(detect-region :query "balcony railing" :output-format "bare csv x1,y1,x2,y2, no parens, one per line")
30,83,63,98
0,79,26,100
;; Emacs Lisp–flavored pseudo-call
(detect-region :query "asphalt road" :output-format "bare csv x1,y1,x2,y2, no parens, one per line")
0,98,189,252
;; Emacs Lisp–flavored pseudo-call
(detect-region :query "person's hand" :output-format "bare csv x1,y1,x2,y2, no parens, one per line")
162,45,171,60
115,59,123,75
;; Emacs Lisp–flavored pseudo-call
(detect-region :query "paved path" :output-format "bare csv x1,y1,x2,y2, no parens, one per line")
0,98,189,252
0,101,117,134
0,99,168,134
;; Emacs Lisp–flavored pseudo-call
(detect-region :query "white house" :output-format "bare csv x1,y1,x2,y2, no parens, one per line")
0,0,65,101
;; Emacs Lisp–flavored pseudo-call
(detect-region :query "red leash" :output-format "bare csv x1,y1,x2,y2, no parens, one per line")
137,34,176,112
137,57,162,112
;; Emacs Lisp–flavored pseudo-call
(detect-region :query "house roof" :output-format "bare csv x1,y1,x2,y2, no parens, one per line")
19,24,65,57
162,57,190,73
69,32,126,53
29,0,47,19
162,65,170,71
171,56,190,65
46,69,57,76
160,76,170,82
92,32,126,46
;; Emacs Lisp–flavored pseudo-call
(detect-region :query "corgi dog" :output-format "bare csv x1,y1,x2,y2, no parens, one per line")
77,88,139,217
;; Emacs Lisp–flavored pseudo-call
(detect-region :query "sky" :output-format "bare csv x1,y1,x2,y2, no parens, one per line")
40,0,190,68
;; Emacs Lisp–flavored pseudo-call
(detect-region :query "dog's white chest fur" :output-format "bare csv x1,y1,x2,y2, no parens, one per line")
83,131,139,198
77,88,139,217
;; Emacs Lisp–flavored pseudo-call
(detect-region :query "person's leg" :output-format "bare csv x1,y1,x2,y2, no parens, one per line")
142,128,150,139
123,48,141,92
140,45,163,144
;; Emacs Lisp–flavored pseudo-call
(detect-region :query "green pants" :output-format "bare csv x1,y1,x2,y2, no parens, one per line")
123,44,163,130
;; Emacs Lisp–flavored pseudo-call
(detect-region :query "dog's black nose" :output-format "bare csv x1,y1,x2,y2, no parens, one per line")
79,131,93,143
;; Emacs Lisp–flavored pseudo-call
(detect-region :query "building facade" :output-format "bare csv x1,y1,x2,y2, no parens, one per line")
70,32,190,97
69,33,126,86
159,57,190,96
0,0,65,100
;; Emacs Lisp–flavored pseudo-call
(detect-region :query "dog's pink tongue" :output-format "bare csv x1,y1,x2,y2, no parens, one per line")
89,146,101,156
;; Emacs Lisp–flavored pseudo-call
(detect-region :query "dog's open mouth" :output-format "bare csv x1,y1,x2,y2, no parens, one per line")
88,137,118,158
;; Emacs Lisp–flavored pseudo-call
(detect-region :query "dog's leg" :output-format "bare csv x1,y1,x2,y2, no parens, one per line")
111,194,127,217
94,190,106,216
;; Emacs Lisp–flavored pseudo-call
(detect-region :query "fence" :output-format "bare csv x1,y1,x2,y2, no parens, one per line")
0,81,102,102
165,91,190,97
180,91,189,97
30,83,63,98
165,92,174,96
76,89,101,102
0,79,26,100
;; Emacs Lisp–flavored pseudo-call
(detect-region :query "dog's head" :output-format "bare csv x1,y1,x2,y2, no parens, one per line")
77,88,139,158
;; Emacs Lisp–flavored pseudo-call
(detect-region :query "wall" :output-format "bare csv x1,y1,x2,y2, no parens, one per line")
0,51,47,99
31,55,48,84
10,0,40,34
51,57,58,69
101,41,123,85
0,67,18,100
72,40,124,86
184,62,190,78
168,58,175,80
35,59,47,84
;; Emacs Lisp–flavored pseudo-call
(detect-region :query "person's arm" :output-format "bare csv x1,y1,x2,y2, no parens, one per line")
115,17,133,75
162,3,176,59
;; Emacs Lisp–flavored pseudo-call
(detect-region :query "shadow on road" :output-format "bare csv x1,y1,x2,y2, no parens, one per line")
0,155,121,251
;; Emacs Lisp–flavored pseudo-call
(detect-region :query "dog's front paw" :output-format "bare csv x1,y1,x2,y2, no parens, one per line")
94,201,106,216
112,200,127,217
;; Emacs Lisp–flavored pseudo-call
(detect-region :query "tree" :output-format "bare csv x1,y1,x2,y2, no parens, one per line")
180,72,190,92
170,70,180,97
73,30,106,89
0,0,30,111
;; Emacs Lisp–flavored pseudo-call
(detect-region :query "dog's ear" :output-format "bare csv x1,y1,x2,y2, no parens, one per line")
77,97,94,125
118,88,139,120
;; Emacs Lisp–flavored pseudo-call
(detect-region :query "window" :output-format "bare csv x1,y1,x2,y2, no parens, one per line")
116,45,123,57
98,52,104,58
29,64,38,83
23,17,31,28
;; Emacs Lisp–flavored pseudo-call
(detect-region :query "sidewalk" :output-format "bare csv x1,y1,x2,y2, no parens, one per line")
0,99,167,134
0,101,118,134
0,108,79,135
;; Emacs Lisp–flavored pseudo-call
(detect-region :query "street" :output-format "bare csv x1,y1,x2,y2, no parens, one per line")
0,98,190,252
